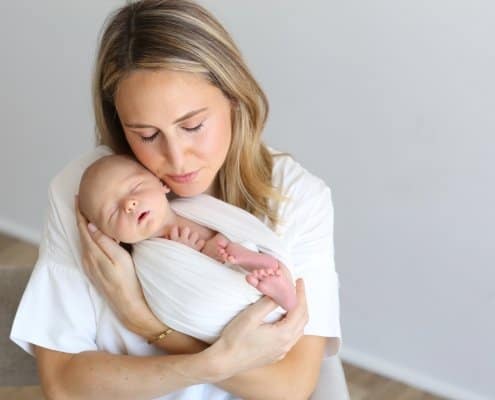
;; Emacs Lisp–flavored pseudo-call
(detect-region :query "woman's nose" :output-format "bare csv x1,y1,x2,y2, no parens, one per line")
124,198,137,214
162,137,184,169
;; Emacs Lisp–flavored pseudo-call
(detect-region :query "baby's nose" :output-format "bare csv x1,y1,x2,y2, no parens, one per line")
124,199,137,214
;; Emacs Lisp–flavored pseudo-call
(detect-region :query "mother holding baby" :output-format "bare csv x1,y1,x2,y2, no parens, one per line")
11,1,348,399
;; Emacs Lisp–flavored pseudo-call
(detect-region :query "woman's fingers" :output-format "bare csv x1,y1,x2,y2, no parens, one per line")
243,295,279,324
75,197,106,286
274,279,308,345
87,223,120,263
216,283,307,374
74,197,149,331
75,196,121,278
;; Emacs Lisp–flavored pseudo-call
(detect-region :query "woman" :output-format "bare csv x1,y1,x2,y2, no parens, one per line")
11,1,346,399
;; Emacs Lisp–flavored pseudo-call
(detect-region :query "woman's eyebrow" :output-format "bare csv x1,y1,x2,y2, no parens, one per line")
124,107,208,129
173,107,207,124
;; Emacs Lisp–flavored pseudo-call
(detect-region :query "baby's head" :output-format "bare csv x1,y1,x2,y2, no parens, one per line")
78,155,171,244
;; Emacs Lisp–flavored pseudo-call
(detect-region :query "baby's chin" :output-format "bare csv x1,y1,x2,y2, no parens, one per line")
104,230,142,245
168,182,212,198
116,236,143,245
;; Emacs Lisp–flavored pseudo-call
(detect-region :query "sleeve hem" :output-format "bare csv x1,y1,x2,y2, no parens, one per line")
10,334,99,358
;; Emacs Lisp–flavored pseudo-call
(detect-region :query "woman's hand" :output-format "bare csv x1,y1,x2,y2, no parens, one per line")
207,279,309,380
75,196,152,331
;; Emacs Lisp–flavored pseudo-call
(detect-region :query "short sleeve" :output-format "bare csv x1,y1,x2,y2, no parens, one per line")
10,146,112,356
290,186,341,341
273,155,342,356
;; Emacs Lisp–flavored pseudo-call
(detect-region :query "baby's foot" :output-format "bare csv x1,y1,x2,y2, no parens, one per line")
218,242,279,272
246,266,297,311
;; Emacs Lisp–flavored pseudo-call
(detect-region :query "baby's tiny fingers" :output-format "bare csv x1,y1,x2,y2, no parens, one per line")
170,226,179,241
180,226,191,239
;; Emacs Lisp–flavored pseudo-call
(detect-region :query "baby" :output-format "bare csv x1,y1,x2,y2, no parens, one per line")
78,154,296,311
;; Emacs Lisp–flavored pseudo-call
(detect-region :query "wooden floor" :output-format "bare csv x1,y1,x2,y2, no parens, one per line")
0,233,446,400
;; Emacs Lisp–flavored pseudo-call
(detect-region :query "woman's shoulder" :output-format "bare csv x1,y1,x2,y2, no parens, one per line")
269,147,331,199
50,145,113,195
268,147,333,233
43,145,114,272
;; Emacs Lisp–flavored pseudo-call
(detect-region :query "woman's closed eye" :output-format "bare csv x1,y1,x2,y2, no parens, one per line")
141,131,159,143
182,122,204,132
139,122,203,143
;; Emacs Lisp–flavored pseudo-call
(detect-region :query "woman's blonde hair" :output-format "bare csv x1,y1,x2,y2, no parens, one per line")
93,0,285,227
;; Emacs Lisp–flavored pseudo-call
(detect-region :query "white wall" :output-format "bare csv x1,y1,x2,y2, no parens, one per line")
1,1,493,399
0,0,121,241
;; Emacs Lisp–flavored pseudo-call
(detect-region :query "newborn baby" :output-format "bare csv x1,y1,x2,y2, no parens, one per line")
78,154,296,311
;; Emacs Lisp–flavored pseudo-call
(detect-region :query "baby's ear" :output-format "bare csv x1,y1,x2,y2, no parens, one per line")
161,181,171,193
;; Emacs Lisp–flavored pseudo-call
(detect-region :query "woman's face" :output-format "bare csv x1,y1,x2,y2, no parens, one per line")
115,69,233,197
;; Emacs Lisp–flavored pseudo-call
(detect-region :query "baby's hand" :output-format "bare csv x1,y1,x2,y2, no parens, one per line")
168,225,205,251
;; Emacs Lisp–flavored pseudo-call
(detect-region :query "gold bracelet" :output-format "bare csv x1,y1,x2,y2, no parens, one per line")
147,327,174,345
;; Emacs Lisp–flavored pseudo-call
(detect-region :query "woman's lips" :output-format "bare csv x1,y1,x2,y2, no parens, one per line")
167,170,199,183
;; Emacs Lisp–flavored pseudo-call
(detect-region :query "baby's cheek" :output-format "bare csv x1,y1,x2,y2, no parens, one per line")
111,217,128,241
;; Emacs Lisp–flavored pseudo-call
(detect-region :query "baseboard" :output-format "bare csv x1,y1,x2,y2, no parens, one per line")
0,218,40,245
340,346,490,400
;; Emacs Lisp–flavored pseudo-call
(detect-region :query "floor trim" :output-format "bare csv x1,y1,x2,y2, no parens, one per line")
0,219,40,245
340,346,490,400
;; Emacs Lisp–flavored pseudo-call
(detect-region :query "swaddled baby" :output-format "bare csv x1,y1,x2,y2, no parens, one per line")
78,154,296,312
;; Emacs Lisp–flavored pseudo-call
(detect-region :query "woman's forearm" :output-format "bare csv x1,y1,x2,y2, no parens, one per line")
35,345,223,400
127,309,208,355
217,335,327,400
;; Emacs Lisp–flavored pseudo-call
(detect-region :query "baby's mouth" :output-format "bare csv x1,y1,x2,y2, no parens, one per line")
138,211,150,224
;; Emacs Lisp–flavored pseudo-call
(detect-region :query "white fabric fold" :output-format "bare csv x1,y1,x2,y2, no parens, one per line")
133,194,294,343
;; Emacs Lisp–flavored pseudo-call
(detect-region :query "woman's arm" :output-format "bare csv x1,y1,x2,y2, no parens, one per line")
34,289,301,400
34,345,214,400
218,335,329,400
146,279,327,400
213,166,344,399
215,279,326,400
74,201,329,399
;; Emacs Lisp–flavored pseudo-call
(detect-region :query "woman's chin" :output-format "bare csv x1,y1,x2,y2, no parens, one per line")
169,182,212,198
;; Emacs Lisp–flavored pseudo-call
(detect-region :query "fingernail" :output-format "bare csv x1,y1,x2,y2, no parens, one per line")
88,223,97,233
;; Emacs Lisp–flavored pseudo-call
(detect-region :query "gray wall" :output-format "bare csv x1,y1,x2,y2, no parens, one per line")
1,1,493,399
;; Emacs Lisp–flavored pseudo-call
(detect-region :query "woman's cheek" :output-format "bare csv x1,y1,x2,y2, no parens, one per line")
132,143,160,174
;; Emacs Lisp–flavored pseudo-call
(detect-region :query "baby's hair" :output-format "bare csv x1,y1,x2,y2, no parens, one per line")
78,154,145,253
78,154,136,223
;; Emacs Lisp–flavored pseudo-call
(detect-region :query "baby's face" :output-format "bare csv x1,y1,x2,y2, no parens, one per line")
83,157,171,243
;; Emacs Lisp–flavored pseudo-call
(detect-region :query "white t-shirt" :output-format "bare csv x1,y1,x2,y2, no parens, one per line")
10,145,342,400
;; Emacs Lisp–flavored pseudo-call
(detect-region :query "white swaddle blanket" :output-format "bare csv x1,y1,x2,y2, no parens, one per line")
133,194,294,343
